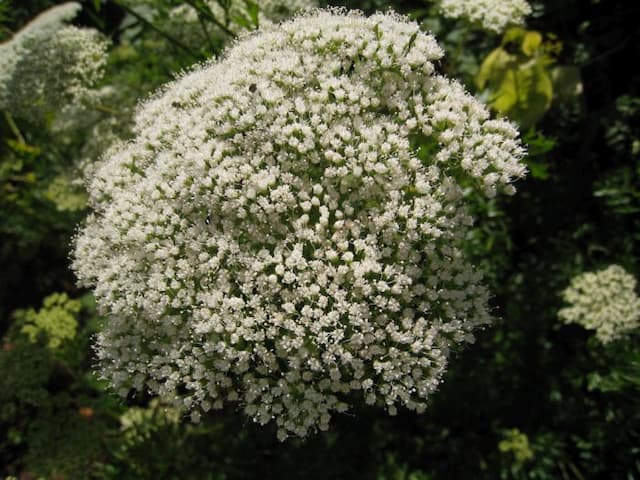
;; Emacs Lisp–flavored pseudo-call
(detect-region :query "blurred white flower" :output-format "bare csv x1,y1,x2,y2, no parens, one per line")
0,2,109,118
559,265,640,344
439,0,532,33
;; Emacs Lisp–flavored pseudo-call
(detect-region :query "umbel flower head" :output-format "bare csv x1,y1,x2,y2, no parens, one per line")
0,2,109,119
559,265,640,344
439,0,532,34
74,9,526,440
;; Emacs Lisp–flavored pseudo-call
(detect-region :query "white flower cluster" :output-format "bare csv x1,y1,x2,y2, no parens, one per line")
439,0,532,33
74,10,526,440
0,2,109,118
559,265,640,344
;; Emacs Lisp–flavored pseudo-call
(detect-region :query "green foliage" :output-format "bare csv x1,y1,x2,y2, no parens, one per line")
0,135,47,243
594,96,640,221
44,173,88,211
499,429,534,467
377,454,432,480
476,27,581,128
100,400,229,479
0,343,51,413
25,403,110,478
0,292,124,477
585,333,640,394
0,0,11,40
522,128,556,180
16,292,81,350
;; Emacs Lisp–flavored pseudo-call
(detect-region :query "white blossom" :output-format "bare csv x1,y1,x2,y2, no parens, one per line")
559,265,640,344
0,2,109,118
74,9,526,440
439,0,532,33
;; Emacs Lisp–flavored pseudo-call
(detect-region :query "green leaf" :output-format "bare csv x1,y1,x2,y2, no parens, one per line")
5,139,41,158
477,48,553,127
243,0,260,27
476,47,514,90
231,12,252,29
494,60,552,126
526,160,550,180
502,26,526,46
521,31,543,56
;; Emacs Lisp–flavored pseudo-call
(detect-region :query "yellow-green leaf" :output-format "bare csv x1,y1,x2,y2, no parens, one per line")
521,31,543,56
493,60,553,128
502,27,526,46
476,47,514,90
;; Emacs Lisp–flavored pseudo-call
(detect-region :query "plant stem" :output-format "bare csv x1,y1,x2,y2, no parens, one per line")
112,0,203,60
183,0,236,38
198,12,215,52
3,111,26,144
94,104,117,115
451,27,469,71
567,461,586,480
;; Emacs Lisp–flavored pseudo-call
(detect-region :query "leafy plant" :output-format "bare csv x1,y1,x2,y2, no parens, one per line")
476,27,582,127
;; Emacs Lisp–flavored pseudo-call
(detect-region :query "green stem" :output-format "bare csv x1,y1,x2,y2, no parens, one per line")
451,27,469,71
112,0,203,60
558,462,570,480
567,461,586,480
94,104,117,115
3,111,25,144
183,0,237,38
197,12,215,51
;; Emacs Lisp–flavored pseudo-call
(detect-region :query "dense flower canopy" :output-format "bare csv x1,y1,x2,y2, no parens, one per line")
74,9,526,440
439,0,532,33
0,2,109,118
559,265,640,344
